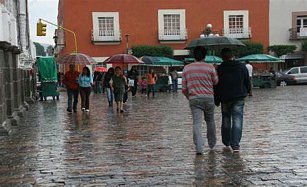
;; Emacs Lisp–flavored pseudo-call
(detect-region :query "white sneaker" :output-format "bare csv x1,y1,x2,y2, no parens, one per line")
85,109,90,112
81,108,85,111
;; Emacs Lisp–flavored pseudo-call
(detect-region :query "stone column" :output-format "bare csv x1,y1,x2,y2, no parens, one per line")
0,48,7,133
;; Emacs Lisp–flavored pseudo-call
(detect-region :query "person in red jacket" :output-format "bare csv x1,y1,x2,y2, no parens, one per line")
62,64,80,112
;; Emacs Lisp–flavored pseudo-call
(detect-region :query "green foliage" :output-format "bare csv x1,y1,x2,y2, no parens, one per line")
302,41,307,52
233,41,264,58
131,45,173,58
268,45,297,57
34,42,46,56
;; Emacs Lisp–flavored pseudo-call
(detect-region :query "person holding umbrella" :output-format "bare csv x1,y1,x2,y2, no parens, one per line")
78,67,93,112
109,66,127,113
62,64,80,113
182,46,218,154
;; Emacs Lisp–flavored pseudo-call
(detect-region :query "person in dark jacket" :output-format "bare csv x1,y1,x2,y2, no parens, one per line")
214,48,251,153
128,66,139,97
103,67,114,106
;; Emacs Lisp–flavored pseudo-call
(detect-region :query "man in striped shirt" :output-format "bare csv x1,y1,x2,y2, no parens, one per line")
182,46,218,154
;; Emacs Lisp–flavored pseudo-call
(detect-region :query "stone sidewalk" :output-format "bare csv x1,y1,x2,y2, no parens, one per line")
0,86,307,186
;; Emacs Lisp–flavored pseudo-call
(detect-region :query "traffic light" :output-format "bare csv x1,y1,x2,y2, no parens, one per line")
37,21,47,36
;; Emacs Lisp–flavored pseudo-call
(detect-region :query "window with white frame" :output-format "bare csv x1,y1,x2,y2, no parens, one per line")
224,10,250,38
98,17,114,37
158,9,187,41
92,12,120,42
296,16,307,36
229,15,243,34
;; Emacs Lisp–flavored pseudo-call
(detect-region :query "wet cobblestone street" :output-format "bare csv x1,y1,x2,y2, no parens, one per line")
1,86,307,186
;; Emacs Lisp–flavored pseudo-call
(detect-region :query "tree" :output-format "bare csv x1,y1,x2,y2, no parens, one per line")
46,45,54,56
268,45,297,57
131,45,173,58
34,42,46,56
302,40,307,52
233,41,264,58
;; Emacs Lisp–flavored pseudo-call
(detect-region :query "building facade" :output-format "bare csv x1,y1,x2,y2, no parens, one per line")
55,0,269,63
269,0,307,66
0,0,36,135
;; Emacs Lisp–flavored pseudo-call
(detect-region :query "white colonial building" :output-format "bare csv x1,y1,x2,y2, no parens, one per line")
0,0,35,67
269,0,307,49
0,0,35,135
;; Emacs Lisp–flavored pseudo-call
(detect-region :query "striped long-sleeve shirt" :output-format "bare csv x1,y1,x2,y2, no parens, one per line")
182,62,218,100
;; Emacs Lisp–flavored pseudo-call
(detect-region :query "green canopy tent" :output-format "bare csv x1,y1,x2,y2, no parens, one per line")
237,54,283,63
237,54,285,72
184,55,223,64
138,56,184,75
140,56,184,66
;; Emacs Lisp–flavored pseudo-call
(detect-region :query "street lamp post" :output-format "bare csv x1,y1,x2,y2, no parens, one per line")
125,34,130,54
200,23,219,38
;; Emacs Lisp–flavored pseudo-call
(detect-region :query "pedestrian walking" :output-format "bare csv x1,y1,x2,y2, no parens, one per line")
245,60,253,96
62,64,79,113
214,48,251,152
170,68,179,92
110,66,127,113
128,66,139,97
93,71,103,94
146,69,157,98
182,46,219,155
103,67,115,106
78,67,93,112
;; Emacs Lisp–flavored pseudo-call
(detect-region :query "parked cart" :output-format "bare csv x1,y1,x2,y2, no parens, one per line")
36,57,60,101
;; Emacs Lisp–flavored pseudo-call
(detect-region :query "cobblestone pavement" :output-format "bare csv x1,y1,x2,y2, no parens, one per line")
0,86,307,186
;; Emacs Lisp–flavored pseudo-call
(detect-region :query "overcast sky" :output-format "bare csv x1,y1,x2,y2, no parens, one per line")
29,0,59,45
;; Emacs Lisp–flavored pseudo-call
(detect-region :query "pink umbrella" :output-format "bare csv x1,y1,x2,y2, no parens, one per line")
57,53,96,65
95,66,107,72
104,54,143,65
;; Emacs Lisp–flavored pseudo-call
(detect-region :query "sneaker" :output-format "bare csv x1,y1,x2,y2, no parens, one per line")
85,109,90,112
81,108,85,111
67,109,72,113
120,109,124,113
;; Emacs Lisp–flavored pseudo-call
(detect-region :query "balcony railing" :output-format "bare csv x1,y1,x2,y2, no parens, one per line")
289,28,307,40
158,29,188,41
91,30,121,43
222,27,252,39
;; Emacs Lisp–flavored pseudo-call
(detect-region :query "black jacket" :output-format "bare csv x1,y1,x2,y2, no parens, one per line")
214,60,250,104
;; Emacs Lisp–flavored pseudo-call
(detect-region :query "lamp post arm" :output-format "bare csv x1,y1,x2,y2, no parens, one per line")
39,18,78,53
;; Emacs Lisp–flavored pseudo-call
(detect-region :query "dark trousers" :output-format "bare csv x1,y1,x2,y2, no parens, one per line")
67,88,79,110
147,84,155,97
80,87,91,109
131,80,138,96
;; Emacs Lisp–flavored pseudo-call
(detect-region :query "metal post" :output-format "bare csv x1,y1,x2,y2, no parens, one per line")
125,34,130,54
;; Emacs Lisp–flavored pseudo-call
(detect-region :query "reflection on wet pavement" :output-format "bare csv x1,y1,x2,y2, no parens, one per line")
0,86,307,186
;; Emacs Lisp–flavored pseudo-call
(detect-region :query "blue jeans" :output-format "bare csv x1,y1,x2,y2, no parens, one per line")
147,84,155,97
221,99,245,150
172,79,178,92
94,81,102,93
106,88,113,104
67,88,79,111
189,98,216,153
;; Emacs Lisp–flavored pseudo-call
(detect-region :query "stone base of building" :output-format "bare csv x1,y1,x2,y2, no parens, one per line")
0,102,30,136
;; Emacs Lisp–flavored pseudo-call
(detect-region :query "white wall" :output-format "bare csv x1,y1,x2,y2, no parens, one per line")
269,0,307,50
0,3,18,46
